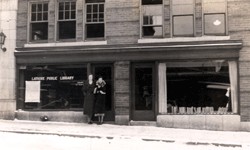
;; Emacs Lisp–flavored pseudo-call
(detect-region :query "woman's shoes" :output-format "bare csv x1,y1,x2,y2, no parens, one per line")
97,122,103,125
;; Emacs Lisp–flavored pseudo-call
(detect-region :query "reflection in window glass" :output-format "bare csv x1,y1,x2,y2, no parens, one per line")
204,14,225,35
142,5,163,37
23,66,87,110
31,22,48,40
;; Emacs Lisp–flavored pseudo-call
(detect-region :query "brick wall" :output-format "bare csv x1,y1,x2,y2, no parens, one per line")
16,0,28,47
114,61,130,115
228,0,250,122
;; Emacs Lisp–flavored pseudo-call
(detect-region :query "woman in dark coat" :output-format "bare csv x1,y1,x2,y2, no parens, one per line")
82,74,95,124
94,76,106,125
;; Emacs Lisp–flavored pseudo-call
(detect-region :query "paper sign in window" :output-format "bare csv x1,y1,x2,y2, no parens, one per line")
25,81,41,103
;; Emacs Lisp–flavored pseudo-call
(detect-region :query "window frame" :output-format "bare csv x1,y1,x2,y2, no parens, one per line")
85,2,106,41
203,13,226,36
202,0,228,36
140,0,164,39
170,0,195,38
172,14,194,37
28,2,49,43
56,1,77,42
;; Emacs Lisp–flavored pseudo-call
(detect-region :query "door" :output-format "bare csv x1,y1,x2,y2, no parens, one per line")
131,63,156,121
93,65,114,121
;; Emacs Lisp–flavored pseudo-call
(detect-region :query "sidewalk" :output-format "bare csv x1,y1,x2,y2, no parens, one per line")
0,119,250,148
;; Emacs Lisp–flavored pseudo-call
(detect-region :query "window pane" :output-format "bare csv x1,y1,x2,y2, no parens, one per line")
143,26,162,37
86,24,104,38
204,14,225,35
37,13,42,21
38,4,42,12
31,22,48,40
173,16,194,36
87,14,92,22
23,67,87,110
32,4,36,12
58,21,76,39
99,13,104,22
65,2,70,10
43,12,48,20
93,4,98,12
43,3,48,11
143,5,162,25
71,2,76,10
65,11,70,19
71,11,76,19
93,14,98,22
87,5,92,13
99,4,104,12
31,13,36,21
142,0,162,5
59,11,64,20
59,2,64,11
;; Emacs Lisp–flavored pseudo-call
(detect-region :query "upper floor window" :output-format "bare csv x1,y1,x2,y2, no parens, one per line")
171,0,195,37
86,0,105,39
30,3,48,42
203,0,227,36
58,1,76,40
141,0,163,38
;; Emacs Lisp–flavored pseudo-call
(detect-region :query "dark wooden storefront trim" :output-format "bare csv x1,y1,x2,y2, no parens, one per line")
15,40,242,64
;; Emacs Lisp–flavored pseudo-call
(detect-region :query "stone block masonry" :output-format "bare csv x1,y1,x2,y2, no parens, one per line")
114,61,130,125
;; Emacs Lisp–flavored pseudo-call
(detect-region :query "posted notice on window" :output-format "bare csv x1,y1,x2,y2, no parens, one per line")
25,81,41,103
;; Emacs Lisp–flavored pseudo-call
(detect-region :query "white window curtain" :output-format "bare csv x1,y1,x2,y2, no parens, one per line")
158,63,167,114
228,61,238,113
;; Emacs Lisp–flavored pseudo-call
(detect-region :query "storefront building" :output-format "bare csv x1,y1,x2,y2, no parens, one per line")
14,0,250,131
0,0,18,120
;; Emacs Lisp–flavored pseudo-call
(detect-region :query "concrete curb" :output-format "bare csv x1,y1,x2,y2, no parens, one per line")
0,129,249,148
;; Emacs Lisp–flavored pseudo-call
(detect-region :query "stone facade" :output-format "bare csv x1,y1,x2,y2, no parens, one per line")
0,0,18,120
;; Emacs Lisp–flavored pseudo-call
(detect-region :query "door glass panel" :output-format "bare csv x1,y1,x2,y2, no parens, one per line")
135,68,153,110
94,67,112,111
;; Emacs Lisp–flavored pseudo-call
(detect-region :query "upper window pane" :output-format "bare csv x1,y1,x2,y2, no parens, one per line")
31,3,48,22
86,0,105,3
86,3,104,23
143,5,162,25
58,2,76,20
204,14,225,35
173,15,194,36
142,0,162,5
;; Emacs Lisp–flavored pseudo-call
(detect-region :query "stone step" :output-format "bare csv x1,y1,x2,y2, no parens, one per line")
129,121,157,127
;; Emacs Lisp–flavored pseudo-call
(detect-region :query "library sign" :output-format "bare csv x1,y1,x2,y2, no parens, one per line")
31,76,75,81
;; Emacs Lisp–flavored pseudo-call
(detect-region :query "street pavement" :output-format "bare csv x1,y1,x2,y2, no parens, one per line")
0,119,250,149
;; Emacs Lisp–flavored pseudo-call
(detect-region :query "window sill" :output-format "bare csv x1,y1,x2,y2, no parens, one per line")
24,41,107,48
138,36,230,43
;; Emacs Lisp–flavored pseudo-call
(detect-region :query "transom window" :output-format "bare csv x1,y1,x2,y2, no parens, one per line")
58,2,76,40
30,3,48,41
141,0,163,38
204,14,226,35
86,0,105,39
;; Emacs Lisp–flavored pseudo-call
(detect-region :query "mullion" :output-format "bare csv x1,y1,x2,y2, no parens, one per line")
42,3,43,21
97,4,99,22
69,2,71,19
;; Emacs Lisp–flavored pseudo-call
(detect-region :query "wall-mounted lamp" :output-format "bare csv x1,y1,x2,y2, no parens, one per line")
0,32,7,52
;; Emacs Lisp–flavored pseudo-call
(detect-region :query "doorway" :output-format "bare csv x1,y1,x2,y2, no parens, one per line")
92,64,114,121
131,63,156,121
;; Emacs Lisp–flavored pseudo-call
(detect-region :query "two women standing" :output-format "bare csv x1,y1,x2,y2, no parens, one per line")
82,75,106,125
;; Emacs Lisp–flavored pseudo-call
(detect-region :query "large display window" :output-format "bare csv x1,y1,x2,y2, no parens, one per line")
158,60,238,115
18,65,87,110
